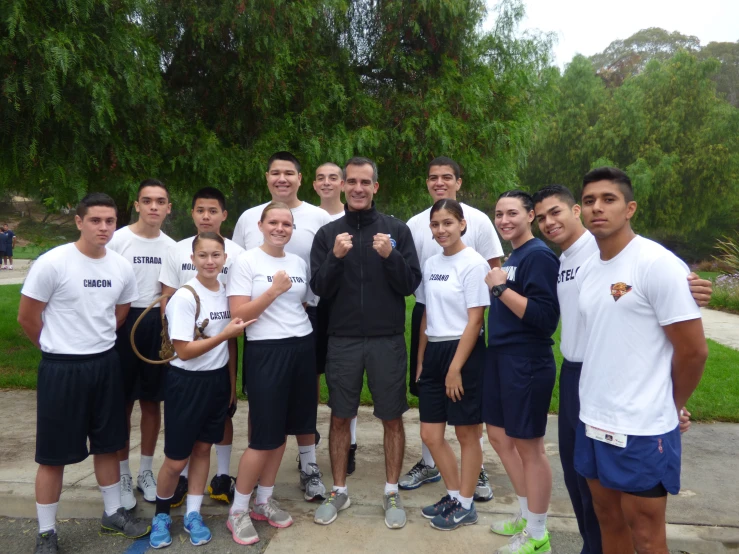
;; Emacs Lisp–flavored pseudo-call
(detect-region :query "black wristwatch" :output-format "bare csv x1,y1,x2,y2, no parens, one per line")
491,284,508,298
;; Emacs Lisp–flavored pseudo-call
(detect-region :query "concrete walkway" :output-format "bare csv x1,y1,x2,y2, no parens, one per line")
0,392,736,553
701,307,739,350
0,259,30,286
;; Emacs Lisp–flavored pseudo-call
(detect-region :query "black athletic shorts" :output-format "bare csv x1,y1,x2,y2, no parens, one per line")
311,302,331,376
244,334,317,450
115,307,167,402
408,302,425,397
163,364,230,460
36,349,127,466
418,336,485,426
0,250,5,258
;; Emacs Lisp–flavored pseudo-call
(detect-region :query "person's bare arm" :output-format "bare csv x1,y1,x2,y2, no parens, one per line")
160,284,176,315
664,318,708,411
172,318,252,361
487,257,502,269
416,309,428,382
115,303,131,329
18,295,46,348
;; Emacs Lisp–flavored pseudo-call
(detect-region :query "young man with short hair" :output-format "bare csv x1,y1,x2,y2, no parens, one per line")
575,167,708,553
401,157,503,501
159,187,245,508
18,193,151,554
233,152,332,500
108,179,175,510
2,223,16,269
310,157,422,529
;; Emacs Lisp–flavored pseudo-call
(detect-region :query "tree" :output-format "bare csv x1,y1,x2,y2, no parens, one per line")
699,41,739,107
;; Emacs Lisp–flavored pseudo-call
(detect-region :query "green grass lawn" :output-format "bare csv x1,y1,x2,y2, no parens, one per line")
3,286,738,421
697,271,720,281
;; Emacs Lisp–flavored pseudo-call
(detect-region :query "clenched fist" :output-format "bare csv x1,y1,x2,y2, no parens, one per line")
333,233,354,259
372,233,392,258
270,270,292,295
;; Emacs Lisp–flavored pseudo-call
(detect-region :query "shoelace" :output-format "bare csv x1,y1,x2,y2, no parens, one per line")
153,514,169,531
324,491,338,505
141,471,156,490
261,498,283,516
478,469,489,486
407,460,426,478
386,493,400,509
509,530,531,550
439,498,462,519
188,514,206,531
433,495,454,510
121,475,133,493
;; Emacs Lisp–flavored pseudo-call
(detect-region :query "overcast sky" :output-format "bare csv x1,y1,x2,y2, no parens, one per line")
486,0,739,68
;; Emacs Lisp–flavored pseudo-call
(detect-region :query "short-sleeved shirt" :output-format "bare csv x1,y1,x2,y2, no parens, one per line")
21,243,138,354
232,201,331,306
407,203,503,298
108,226,176,308
3,230,16,250
227,248,312,341
159,236,244,290
417,247,490,339
166,278,231,371
576,236,702,436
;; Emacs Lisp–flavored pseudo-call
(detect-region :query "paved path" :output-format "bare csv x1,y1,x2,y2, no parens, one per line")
701,307,739,350
0,259,30,286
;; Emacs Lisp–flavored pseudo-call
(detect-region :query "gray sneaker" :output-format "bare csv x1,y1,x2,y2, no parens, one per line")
100,507,151,538
398,459,441,490
300,462,327,501
251,497,293,528
314,490,351,525
137,469,157,503
227,510,259,546
35,531,58,553
120,473,137,511
383,491,407,529
474,467,494,501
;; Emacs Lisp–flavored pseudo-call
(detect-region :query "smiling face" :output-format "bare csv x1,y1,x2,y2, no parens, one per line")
258,208,294,248
191,238,226,279
313,163,344,201
535,195,582,248
191,198,227,234
495,197,534,247
135,186,171,227
344,163,379,211
76,206,117,248
426,164,461,203
267,160,302,205
581,180,636,239
429,208,466,249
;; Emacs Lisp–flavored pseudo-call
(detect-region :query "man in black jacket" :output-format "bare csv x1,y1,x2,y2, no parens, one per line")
310,157,421,529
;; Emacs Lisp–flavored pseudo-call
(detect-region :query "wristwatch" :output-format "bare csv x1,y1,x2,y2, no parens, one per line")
491,284,508,298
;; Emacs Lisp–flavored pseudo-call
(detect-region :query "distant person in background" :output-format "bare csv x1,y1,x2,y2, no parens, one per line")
0,225,6,269
2,223,16,270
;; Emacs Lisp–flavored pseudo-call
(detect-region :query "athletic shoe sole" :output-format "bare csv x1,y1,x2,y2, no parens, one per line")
226,518,259,545
99,524,152,539
398,473,442,490
314,497,351,525
474,491,494,502
384,517,407,530
430,516,478,531
184,526,212,546
304,491,325,502
250,511,293,529
137,486,156,503
149,538,172,549
207,485,231,504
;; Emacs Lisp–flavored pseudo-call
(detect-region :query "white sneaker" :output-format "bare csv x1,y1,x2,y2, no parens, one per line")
137,470,157,502
120,473,137,510
8,265,12,270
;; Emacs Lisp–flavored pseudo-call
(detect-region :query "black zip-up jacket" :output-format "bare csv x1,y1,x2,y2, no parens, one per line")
310,203,421,337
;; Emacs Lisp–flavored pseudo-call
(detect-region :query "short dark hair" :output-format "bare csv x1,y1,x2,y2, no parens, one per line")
138,178,169,199
76,193,117,218
267,151,301,174
344,156,378,182
428,157,461,180
192,231,225,252
430,198,467,236
582,167,634,202
498,190,534,213
192,187,226,211
532,184,576,208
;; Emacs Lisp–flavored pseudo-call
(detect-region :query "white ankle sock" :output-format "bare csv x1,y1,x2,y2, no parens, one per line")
215,444,232,476
421,443,435,467
458,495,473,510
332,485,348,495
518,495,529,520
119,459,131,477
231,490,251,514
384,482,399,495
447,489,460,502
37,502,58,534
350,417,357,445
180,461,189,478
298,444,317,473
525,510,547,540
99,482,123,516
139,455,153,475
186,494,203,515
255,485,273,505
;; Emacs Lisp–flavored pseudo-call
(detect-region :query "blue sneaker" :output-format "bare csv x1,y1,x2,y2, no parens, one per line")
184,512,212,546
149,513,172,549
429,500,478,531
421,494,457,519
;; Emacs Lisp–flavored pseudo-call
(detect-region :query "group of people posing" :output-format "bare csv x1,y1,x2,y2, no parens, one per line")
18,152,711,554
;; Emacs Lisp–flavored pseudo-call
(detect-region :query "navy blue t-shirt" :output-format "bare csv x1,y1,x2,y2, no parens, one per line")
487,237,560,355
3,230,15,250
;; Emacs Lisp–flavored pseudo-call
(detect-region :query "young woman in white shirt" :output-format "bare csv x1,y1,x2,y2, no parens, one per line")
149,232,251,549
415,199,490,531
226,201,318,546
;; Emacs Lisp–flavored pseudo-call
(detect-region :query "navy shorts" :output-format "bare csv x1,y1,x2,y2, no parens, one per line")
36,349,127,466
418,337,485,426
163,364,230,460
482,349,556,439
244,335,317,450
574,421,681,495
115,308,167,402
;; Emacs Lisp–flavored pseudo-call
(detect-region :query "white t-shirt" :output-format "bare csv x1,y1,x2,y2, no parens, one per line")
159,236,244,289
407,202,503,297
417,247,490,339
166,278,231,371
557,231,598,362
232,201,331,306
576,236,702,436
327,210,345,222
108,226,176,308
227,248,312,341
21,243,138,354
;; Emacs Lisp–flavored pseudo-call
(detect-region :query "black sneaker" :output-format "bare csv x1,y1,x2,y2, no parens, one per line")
171,475,188,508
35,530,58,553
100,507,151,538
208,474,236,504
347,443,357,476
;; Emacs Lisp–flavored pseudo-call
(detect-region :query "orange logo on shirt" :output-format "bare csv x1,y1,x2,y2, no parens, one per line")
610,282,633,301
